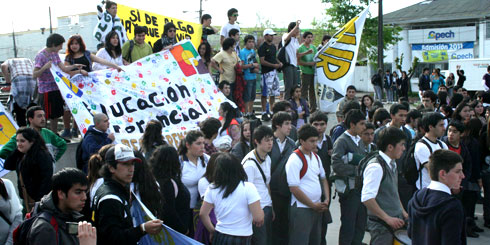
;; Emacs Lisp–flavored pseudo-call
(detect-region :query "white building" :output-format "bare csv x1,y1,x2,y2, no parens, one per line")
0,12,99,61
383,0,490,89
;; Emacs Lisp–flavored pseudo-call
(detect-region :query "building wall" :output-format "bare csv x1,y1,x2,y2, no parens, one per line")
0,12,99,61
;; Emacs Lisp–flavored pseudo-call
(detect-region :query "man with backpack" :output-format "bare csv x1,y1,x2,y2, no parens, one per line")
361,127,408,244
79,113,114,172
330,101,361,143
371,68,383,101
242,125,274,244
331,109,367,245
286,124,329,245
269,111,295,245
414,112,448,190
121,26,152,64
21,168,96,245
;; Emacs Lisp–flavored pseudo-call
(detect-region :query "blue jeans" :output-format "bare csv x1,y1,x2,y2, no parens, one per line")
373,85,383,101
386,88,394,102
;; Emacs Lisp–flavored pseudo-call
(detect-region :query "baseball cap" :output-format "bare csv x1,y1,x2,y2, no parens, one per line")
105,144,142,164
263,29,276,36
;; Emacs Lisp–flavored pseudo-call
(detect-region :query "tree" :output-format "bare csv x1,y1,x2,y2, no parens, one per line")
319,0,402,66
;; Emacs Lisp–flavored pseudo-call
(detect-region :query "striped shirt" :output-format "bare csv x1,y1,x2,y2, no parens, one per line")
6,58,34,79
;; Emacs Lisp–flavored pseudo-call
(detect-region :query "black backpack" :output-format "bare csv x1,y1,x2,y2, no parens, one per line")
371,73,380,85
13,203,59,245
402,138,443,187
355,151,388,189
277,38,291,70
123,40,135,63
75,138,85,171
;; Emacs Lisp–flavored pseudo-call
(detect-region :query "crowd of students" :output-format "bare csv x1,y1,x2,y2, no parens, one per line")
2,1,490,245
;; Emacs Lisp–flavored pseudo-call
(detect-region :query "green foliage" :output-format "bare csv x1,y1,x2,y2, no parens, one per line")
320,0,402,64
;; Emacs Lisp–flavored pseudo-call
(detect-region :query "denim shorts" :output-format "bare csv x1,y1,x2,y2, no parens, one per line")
243,79,257,102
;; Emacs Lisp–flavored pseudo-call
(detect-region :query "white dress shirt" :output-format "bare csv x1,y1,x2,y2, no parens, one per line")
276,137,287,153
427,180,451,195
361,151,396,202
344,131,361,146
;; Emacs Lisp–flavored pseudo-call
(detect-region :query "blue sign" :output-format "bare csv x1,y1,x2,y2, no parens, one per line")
428,30,455,40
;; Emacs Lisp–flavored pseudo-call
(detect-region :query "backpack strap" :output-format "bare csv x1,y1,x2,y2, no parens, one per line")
125,40,135,63
38,212,59,245
244,157,267,185
294,149,321,179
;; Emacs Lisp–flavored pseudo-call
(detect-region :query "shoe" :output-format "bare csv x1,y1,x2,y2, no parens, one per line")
473,225,484,233
71,127,79,138
466,230,479,238
261,113,270,121
60,129,72,139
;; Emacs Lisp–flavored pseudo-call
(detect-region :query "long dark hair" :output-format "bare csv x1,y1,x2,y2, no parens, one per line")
239,120,251,154
360,94,374,115
220,102,237,135
453,103,469,122
87,144,113,189
17,127,50,166
150,145,182,183
105,31,122,58
203,152,222,183
133,151,164,218
140,120,166,154
212,153,247,198
0,179,8,200
198,42,212,65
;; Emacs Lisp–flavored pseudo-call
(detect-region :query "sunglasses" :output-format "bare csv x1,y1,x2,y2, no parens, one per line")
232,14,239,17
168,29,176,33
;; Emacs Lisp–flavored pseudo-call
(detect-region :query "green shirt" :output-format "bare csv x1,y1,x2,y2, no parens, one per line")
0,128,67,161
122,40,153,63
298,44,317,75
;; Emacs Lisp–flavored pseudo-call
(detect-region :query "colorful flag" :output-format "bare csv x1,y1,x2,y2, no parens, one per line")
0,103,19,177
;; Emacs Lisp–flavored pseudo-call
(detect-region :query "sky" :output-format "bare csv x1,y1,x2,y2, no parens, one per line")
0,0,426,34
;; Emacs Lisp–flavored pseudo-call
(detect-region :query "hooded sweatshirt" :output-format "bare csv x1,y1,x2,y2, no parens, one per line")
407,186,466,245
28,192,84,245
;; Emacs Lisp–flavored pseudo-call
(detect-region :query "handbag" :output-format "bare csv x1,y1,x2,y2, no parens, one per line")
277,38,292,68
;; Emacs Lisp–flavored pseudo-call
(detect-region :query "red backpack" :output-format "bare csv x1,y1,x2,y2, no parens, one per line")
13,203,59,245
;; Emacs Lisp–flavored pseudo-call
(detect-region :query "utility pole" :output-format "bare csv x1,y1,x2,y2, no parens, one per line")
377,0,384,72
12,25,17,58
199,0,203,21
49,6,53,34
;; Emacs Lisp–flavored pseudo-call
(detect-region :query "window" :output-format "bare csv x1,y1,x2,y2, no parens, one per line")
487,22,490,39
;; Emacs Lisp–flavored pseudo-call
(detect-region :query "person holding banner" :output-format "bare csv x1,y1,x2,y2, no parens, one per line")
153,22,178,53
93,30,127,71
200,153,264,244
122,26,153,64
93,144,163,245
33,33,86,134
93,1,128,48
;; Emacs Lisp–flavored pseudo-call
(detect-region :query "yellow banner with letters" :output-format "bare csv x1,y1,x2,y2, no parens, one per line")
117,4,203,48
315,8,369,112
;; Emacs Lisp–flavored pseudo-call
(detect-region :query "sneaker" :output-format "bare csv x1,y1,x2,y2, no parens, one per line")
60,129,72,139
71,127,79,138
261,113,270,121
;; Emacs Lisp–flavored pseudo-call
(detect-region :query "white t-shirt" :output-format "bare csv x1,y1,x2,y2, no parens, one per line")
282,34,300,67
285,151,326,208
198,177,210,199
220,22,241,53
181,154,209,208
203,182,260,236
414,137,447,189
92,48,124,71
241,151,272,208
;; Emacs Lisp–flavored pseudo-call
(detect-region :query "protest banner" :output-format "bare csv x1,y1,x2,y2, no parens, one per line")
0,104,19,177
131,190,203,245
315,8,369,112
117,4,203,49
51,40,228,150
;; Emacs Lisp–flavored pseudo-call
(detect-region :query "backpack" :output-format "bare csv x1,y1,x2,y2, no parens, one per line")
277,38,291,70
76,131,103,171
354,151,388,190
123,40,135,63
402,138,443,187
371,73,380,85
13,203,59,245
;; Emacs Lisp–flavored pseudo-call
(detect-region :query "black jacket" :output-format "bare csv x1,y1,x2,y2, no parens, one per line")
93,178,145,245
4,149,53,201
81,125,112,166
408,188,466,245
419,74,431,91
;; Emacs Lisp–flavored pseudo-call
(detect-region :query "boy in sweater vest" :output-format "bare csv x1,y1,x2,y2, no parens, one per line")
362,127,408,244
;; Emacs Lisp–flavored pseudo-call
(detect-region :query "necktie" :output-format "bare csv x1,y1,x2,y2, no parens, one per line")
390,160,396,174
